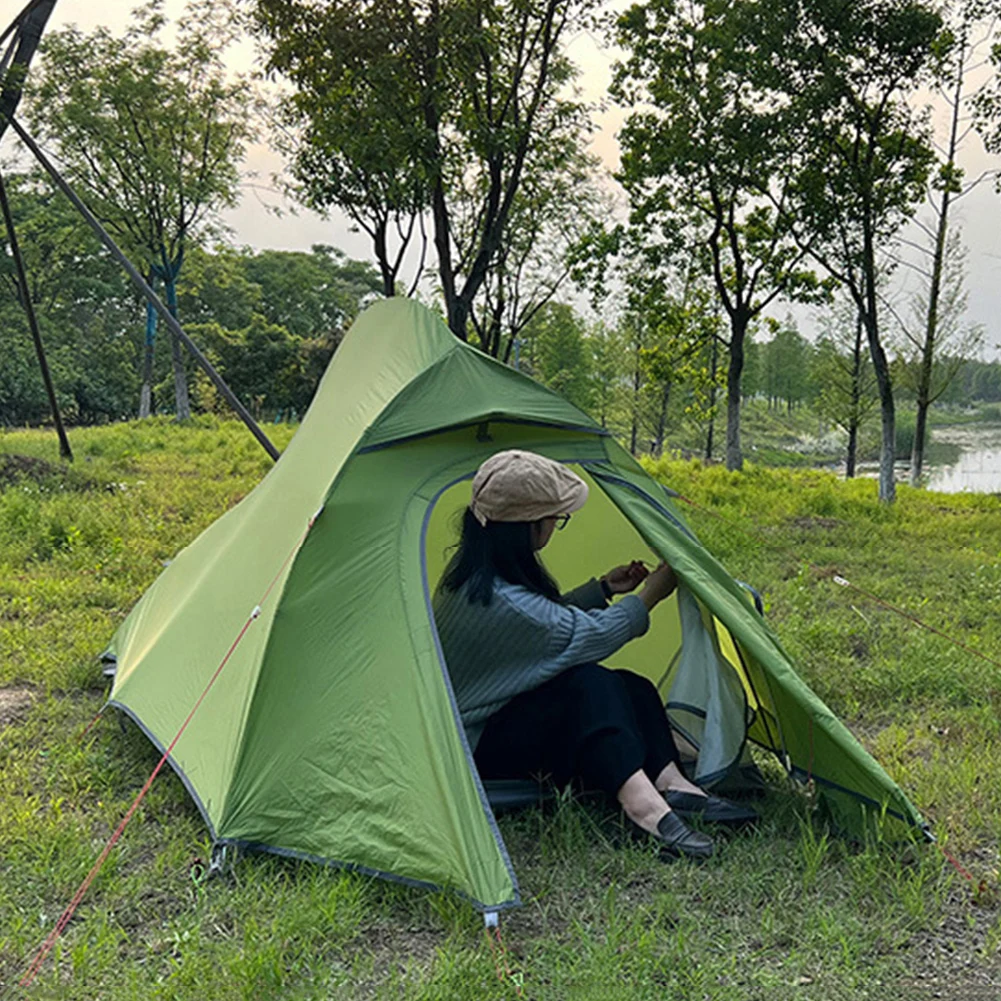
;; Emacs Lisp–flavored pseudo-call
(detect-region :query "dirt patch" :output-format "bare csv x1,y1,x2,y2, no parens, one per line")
0,454,96,492
0,685,35,729
791,516,843,531
351,924,444,998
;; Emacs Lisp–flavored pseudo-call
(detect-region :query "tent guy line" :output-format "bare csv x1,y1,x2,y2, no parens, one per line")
16,515,319,990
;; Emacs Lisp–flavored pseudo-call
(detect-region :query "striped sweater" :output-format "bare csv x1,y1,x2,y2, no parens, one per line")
432,576,650,749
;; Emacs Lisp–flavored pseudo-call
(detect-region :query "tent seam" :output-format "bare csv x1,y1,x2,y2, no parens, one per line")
106,699,218,841
419,469,523,908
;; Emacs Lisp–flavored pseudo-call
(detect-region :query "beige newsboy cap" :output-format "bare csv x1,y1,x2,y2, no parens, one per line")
469,449,588,526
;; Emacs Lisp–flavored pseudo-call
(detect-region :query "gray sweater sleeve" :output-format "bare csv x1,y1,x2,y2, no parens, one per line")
495,587,650,689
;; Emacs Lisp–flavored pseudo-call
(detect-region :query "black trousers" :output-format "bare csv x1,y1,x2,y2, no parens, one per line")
474,663,682,797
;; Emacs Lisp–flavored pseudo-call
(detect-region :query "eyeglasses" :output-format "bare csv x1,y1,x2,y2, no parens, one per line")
555,513,571,531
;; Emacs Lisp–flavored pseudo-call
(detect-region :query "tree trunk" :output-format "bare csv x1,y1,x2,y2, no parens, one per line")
628,326,644,456
846,423,858,478
857,210,895,502
912,32,965,486
139,274,157,418
845,310,864,479
373,218,396,297
862,292,895,502
705,335,718,461
653,381,670,456
165,277,191,420
725,320,745,471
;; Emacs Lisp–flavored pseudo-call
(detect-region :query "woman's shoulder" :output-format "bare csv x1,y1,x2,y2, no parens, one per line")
491,579,566,624
434,578,564,625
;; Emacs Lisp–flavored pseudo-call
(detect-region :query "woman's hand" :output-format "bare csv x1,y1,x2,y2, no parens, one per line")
638,562,678,611
602,561,649,595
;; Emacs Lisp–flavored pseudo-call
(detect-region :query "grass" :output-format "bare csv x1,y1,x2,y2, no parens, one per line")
1,419,999,999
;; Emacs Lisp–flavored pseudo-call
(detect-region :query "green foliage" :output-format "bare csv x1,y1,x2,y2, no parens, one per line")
761,319,813,413
176,245,382,416
0,174,142,424
613,0,828,469
253,0,600,337
25,4,253,271
521,303,595,412
774,0,943,500
0,183,380,424
894,409,917,459
23,2,259,418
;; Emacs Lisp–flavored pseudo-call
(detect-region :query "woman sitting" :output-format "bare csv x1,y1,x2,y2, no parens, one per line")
433,449,754,860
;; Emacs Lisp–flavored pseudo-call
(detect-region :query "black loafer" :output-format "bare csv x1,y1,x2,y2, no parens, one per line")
634,810,715,860
664,791,758,827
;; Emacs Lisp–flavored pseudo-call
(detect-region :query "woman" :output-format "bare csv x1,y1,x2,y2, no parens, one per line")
434,449,754,860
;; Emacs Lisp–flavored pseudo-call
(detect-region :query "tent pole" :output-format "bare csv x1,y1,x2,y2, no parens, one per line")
3,115,281,462
0,166,73,460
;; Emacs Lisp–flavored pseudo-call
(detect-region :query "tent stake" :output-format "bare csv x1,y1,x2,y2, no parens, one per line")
0,166,72,460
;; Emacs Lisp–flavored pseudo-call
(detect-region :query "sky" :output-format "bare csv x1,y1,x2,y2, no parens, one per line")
19,0,1001,355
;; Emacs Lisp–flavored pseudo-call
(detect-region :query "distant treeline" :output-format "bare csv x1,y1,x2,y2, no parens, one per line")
2,195,999,452
0,174,382,425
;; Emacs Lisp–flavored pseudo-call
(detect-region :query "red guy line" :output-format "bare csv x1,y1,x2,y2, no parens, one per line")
19,516,317,988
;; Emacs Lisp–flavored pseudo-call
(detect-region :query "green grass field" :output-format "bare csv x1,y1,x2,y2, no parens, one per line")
1,419,999,999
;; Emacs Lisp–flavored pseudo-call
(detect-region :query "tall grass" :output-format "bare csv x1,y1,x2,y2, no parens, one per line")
0,422,998,998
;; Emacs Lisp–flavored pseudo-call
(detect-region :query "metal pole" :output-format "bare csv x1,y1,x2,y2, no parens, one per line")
6,115,280,461
0,167,73,460
0,0,56,140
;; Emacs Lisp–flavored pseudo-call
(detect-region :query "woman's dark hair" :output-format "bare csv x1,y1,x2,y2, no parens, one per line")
440,508,561,606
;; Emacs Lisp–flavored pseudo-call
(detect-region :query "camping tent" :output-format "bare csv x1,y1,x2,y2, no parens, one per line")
105,298,926,913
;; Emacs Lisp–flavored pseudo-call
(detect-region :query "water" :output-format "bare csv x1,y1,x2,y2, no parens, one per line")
924,425,1001,493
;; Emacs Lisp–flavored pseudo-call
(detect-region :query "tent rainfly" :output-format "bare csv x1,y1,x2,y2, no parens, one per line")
105,298,927,912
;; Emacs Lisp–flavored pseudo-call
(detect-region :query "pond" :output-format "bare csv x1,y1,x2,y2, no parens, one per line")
923,424,1001,494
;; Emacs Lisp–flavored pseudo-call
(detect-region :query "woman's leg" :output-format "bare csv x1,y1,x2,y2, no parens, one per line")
475,664,669,831
476,665,713,851
616,670,708,797
616,769,670,833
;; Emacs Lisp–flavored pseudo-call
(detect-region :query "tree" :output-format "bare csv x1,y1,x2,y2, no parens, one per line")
0,172,141,424
176,244,383,413
893,230,984,479
467,124,607,359
901,0,1001,483
253,0,598,339
586,321,627,433
634,277,722,457
812,299,880,477
25,2,255,418
241,246,381,339
761,318,810,414
774,0,942,502
613,0,825,472
520,302,595,412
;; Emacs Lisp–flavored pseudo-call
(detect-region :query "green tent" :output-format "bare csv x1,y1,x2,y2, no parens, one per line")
106,298,926,913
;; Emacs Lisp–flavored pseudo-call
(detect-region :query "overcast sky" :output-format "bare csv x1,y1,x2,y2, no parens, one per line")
22,1,1001,354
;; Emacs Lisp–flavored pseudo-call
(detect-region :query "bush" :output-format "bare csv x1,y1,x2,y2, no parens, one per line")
894,411,916,459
